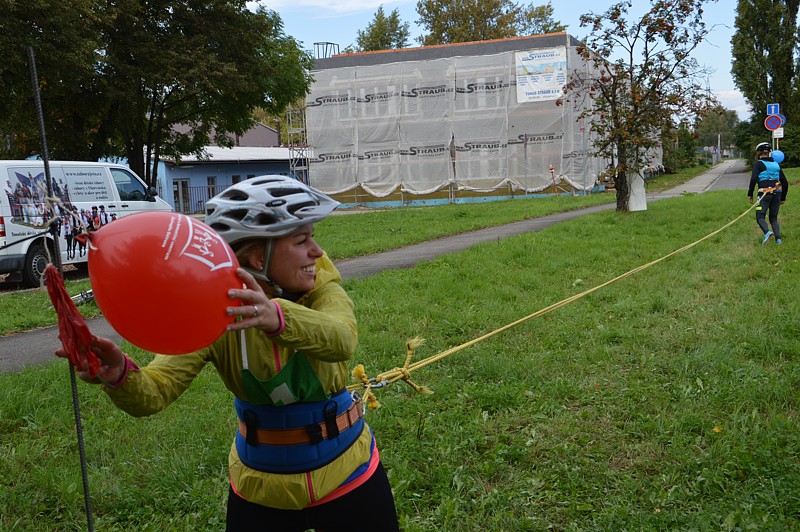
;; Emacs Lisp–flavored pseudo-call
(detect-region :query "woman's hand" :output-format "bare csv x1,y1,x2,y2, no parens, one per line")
55,336,128,386
226,268,282,334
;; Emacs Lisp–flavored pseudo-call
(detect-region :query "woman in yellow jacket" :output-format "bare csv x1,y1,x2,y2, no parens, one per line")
61,176,399,531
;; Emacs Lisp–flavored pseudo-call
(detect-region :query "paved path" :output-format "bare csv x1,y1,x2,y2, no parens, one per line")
0,159,748,373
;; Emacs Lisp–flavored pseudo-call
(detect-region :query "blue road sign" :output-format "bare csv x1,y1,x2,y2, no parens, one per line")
768,103,780,116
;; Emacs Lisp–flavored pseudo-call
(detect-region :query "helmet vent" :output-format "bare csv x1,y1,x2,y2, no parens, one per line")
271,187,306,198
288,200,317,214
254,212,280,225
252,178,284,186
224,208,249,222
222,190,250,201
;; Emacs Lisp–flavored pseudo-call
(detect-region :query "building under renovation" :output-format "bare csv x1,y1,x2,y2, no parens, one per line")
303,33,606,205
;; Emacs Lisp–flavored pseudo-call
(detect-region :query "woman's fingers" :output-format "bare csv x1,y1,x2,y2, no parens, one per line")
236,267,260,289
55,337,128,385
224,270,280,333
227,268,269,317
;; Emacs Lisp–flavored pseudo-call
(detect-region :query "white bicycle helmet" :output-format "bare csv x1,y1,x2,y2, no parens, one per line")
205,176,339,291
205,175,339,244
756,142,771,153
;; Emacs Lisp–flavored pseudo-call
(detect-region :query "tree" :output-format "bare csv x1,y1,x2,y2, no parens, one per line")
356,6,411,51
731,0,799,124
559,0,716,212
694,105,739,151
0,0,313,187
416,0,565,45
662,123,698,172
102,1,312,185
519,2,567,36
731,0,799,166
0,0,112,160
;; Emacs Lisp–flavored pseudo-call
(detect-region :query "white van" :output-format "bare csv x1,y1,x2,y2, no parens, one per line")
0,160,173,287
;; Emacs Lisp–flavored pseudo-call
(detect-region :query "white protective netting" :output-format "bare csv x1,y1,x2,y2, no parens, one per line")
306,69,358,193
307,44,607,197
398,59,455,195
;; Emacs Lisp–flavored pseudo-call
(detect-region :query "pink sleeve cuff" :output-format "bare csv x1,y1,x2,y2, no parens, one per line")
104,355,139,389
266,300,285,337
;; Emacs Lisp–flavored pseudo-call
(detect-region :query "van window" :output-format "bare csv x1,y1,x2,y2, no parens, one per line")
111,168,148,200
62,167,115,203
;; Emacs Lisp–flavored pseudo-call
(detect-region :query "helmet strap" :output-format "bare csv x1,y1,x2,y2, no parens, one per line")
245,239,284,297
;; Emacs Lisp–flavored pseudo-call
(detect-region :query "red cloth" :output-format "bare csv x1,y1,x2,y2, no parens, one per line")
45,264,99,377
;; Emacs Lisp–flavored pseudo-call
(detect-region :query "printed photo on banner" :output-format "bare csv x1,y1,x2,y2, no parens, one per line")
515,47,567,103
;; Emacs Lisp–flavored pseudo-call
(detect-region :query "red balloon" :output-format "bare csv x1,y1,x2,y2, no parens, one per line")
88,211,240,354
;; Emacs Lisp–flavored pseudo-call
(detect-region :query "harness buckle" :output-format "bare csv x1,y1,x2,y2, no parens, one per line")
243,409,259,446
305,422,323,444
323,400,340,439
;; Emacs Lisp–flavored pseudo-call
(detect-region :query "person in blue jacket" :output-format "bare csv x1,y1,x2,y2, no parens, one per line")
59,176,399,531
748,142,789,244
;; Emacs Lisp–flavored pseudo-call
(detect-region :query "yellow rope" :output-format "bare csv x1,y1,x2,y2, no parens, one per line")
348,201,760,401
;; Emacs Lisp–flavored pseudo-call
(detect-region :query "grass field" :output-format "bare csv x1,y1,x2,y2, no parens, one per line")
2,166,799,530
0,163,710,336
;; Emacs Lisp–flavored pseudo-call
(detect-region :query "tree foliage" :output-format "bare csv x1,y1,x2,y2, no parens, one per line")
0,0,110,160
560,0,716,212
0,0,313,186
662,123,698,173
731,0,799,165
518,2,567,36
731,0,799,121
694,105,739,149
415,0,565,46
356,5,411,51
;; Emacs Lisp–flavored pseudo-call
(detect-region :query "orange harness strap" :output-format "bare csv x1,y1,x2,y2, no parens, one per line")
238,399,363,446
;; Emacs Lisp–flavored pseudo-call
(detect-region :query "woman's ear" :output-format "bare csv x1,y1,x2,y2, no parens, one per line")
245,245,265,272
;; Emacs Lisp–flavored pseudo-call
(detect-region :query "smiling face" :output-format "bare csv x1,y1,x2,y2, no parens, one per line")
265,224,323,294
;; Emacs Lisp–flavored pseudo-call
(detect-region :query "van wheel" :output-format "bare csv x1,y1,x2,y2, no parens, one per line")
22,243,51,288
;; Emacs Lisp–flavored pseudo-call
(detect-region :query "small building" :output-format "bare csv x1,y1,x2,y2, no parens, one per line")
157,145,302,214
156,122,301,213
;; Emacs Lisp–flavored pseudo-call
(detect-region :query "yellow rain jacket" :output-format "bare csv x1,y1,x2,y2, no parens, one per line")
104,253,374,509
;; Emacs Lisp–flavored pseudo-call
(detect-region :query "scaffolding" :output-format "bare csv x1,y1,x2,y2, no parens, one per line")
314,42,340,59
288,42,341,184
287,106,308,184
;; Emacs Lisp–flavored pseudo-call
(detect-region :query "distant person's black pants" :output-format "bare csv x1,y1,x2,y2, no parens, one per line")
756,191,782,238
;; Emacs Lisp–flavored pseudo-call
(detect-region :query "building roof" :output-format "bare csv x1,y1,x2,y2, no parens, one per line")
313,33,580,70
163,146,307,165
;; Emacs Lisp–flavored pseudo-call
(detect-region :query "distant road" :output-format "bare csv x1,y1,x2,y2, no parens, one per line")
706,159,750,191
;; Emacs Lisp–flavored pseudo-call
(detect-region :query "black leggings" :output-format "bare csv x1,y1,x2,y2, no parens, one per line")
756,192,782,238
226,461,399,531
